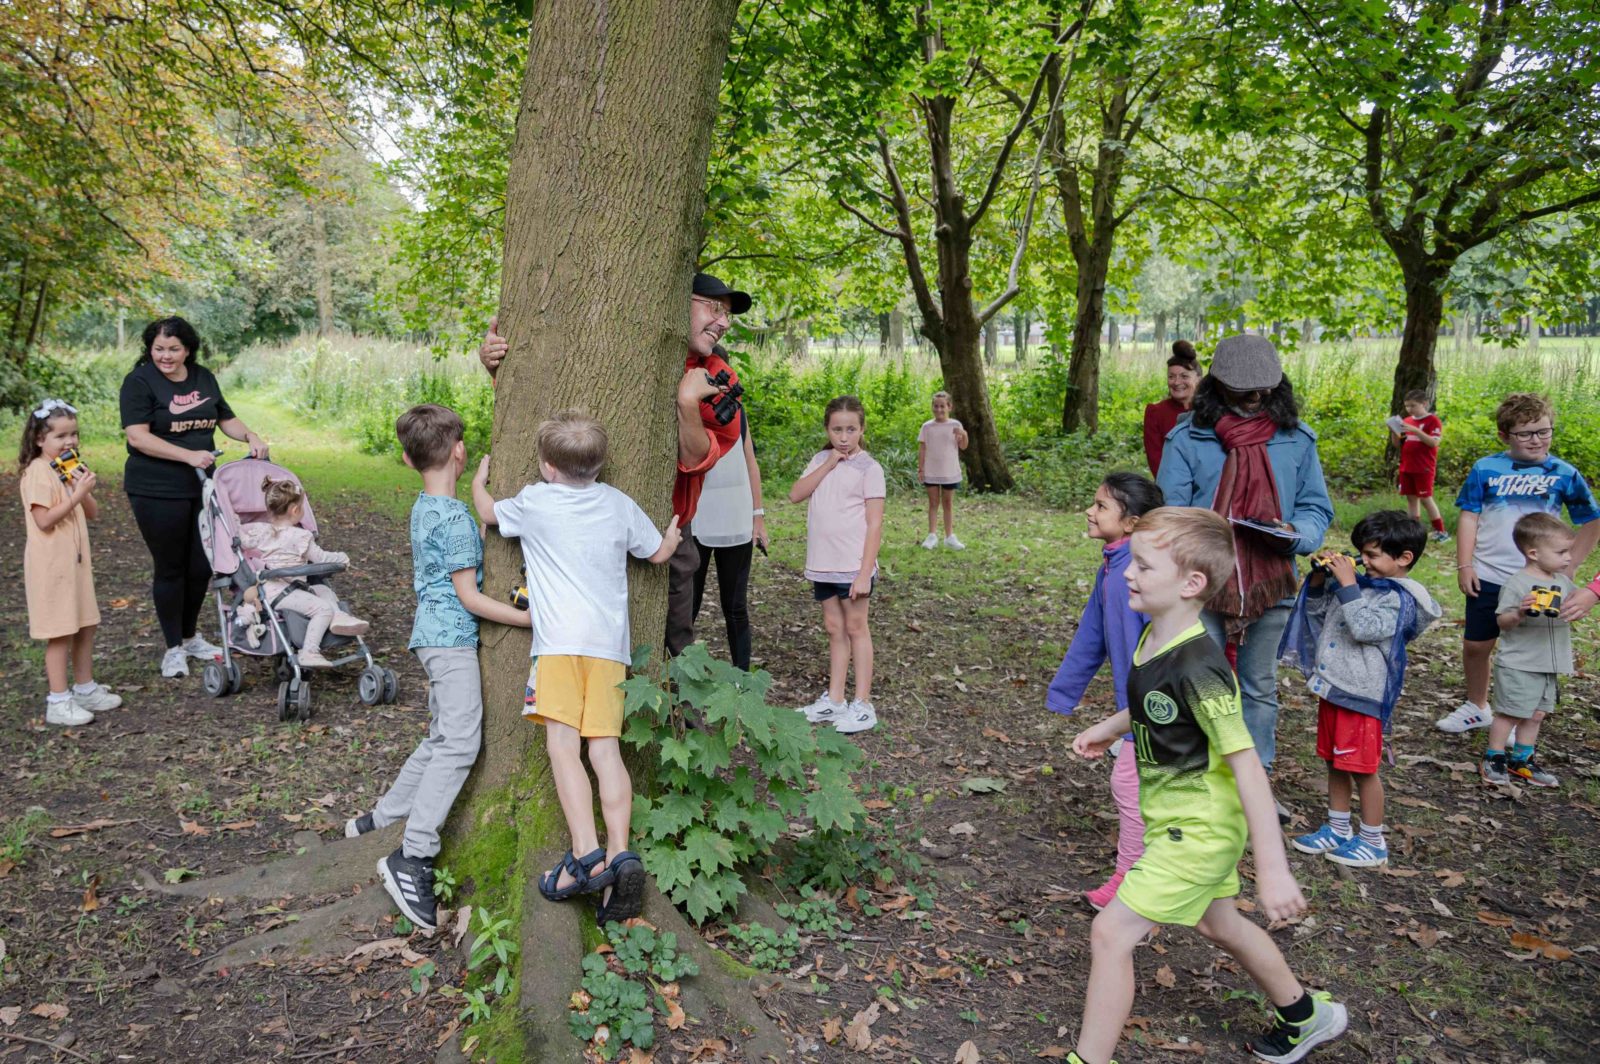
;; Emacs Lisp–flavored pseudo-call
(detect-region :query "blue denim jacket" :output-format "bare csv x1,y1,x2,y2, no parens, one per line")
1156,419,1334,557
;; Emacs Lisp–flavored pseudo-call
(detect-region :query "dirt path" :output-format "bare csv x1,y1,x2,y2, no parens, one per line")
3,453,1598,1063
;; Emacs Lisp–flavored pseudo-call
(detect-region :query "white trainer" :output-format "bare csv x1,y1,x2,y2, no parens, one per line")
182,634,222,660
921,533,939,549
797,693,845,724
73,685,123,712
297,649,335,668
45,697,95,727
1436,701,1491,733
161,646,190,678
944,534,966,550
835,700,878,734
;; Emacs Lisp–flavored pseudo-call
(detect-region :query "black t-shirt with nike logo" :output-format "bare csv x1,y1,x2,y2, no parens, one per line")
119,360,235,498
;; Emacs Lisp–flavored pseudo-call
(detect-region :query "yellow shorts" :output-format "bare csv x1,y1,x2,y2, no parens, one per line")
525,655,626,738
1118,848,1241,927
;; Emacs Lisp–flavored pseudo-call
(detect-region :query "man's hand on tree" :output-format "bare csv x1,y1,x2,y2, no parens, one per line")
480,316,508,377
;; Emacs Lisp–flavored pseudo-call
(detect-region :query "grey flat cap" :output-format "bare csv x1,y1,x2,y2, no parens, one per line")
1209,334,1283,391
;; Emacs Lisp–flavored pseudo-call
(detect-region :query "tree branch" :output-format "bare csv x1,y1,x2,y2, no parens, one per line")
835,197,907,240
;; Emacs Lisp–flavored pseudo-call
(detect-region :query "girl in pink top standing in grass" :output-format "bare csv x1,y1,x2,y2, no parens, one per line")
789,396,885,735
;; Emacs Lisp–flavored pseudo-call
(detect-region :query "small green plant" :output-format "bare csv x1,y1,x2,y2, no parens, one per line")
569,922,700,1061
458,905,517,1024
724,921,802,971
621,644,867,923
432,865,458,903
409,960,437,995
0,808,48,866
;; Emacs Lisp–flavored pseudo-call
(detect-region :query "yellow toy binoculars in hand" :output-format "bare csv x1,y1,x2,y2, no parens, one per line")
1525,586,1563,617
49,448,86,484
510,565,529,611
1310,549,1360,574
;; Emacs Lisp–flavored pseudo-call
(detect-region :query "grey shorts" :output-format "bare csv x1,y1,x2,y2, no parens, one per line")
1492,664,1558,719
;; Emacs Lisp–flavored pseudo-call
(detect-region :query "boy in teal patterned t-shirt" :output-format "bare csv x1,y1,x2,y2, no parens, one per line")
1065,508,1346,1064
345,404,529,932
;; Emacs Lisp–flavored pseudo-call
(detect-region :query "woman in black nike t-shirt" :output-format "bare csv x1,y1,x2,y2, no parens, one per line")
120,317,269,679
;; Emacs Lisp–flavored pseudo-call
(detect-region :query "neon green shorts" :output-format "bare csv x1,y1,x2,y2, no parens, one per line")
1118,843,1241,927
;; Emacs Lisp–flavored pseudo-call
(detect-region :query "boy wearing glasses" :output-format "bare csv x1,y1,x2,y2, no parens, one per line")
1438,394,1600,735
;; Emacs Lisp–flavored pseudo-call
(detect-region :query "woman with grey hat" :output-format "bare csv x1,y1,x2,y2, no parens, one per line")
1156,334,1333,784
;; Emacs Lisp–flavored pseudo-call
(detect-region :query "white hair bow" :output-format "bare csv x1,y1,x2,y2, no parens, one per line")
32,398,77,420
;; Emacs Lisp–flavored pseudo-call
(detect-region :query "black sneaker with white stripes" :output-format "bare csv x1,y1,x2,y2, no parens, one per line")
377,848,438,931
344,812,375,839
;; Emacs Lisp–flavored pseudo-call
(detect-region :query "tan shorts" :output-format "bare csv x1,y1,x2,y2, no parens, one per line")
1493,664,1558,719
525,655,626,738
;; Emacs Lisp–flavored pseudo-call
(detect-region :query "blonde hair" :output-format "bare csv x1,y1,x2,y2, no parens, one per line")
1132,507,1237,603
1496,393,1554,436
931,391,951,404
537,410,607,481
260,476,304,519
1513,512,1573,555
395,404,465,471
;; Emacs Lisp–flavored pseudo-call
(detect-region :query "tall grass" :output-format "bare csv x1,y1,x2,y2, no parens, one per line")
192,333,1600,521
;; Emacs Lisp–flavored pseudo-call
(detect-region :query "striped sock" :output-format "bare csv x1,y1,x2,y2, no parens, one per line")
1359,822,1385,848
1327,809,1352,837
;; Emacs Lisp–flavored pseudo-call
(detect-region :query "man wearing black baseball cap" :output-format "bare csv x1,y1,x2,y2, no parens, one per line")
479,271,754,655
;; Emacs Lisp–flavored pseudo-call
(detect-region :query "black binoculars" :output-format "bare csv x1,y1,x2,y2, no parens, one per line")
709,369,743,426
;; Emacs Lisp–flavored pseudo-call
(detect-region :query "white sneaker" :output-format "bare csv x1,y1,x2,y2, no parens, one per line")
73,684,123,712
835,700,878,734
944,534,965,550
1436,701,1491,733
161,646,190,678
921,533,939,549
797,693,846,724
297,649,335,668
181,634,222,660
45,697,95,727
329,612,370,637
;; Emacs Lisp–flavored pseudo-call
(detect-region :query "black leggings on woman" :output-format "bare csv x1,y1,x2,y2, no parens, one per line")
127,494,212,649
691,539,753,671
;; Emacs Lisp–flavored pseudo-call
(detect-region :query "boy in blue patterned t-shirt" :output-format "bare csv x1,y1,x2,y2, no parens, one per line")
345,404,530,931
1439,393,1600,736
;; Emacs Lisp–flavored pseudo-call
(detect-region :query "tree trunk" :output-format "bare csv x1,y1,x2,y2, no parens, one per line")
878,311,890,358
448,3,771,1060
1016,310,1029,364
312,199,334,338
983,318,999,366
1107,315,1120,356
1389,266,1446,433
23,281,47,353
1062,235,1111,434
888,307,905,355
1152,311,1167,355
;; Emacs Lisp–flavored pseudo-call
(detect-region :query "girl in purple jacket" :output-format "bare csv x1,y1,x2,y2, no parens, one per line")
1047,472,1164,910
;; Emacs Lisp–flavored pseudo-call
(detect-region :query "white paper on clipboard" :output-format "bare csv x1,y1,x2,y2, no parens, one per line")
1228,516,1299,541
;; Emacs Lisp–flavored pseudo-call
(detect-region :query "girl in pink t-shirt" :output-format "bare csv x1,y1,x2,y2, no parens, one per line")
788,396,885,735
918,390,969,550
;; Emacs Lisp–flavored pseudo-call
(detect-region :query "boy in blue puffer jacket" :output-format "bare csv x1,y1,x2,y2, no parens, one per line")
1280,511,1441,869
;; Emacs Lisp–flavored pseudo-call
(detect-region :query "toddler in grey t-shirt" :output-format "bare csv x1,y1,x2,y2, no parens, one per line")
1483,513,1577,788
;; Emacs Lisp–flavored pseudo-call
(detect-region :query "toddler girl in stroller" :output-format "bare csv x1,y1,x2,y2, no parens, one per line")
239,476,370,667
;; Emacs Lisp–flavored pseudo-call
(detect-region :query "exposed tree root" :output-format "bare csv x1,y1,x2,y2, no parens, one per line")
158,826,398,900
198,889,396,973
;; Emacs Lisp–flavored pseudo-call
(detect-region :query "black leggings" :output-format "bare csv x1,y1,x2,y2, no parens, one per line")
691,539,753,671
127,494,212,649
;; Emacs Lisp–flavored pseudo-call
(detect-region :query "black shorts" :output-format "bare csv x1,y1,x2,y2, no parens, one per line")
1463,579,1503,641
923,481,961,491
813,577,875,601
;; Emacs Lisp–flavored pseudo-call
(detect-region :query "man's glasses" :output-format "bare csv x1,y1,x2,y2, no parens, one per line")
692,296,732,322
1509,427,1554,442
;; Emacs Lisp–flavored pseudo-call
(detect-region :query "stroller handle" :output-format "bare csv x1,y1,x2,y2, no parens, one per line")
192,449,228,481
259,562,345,581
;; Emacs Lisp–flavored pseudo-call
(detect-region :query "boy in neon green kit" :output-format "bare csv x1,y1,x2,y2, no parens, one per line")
1066,507,1346,1064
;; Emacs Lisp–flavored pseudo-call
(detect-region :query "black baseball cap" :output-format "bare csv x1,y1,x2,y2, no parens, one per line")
692,272,752,315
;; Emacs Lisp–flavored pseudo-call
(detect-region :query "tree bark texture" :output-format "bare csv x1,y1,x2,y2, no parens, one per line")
448,2,738,1058
1152,311,1166,356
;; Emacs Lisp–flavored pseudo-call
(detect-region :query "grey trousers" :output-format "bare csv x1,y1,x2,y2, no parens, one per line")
1201,602,1293,773
664,522,700,656
372,646,482,859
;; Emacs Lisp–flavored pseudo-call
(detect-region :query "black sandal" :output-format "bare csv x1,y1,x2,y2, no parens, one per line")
594,851,646,924
539,847,606,902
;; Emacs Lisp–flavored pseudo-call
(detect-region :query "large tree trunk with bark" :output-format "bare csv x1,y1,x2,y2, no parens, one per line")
927,296,1012,491
1062,235,1111,434
440,3,781,1060
1390,265,1446,413
1152,311,1167,356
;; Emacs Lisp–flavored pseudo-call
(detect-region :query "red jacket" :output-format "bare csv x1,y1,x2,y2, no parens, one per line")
673,351,741,523
1142,397,1188,477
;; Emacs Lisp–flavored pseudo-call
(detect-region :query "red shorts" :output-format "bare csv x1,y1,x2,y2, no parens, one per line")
1396,469,1436,498
1316,699,1383,774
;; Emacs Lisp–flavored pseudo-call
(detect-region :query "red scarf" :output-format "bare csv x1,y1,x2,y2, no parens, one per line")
1211,414,1298,641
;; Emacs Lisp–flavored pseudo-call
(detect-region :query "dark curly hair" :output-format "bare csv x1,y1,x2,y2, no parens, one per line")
1351,509,1426,567
135,316,205,369
1190,374,1300,433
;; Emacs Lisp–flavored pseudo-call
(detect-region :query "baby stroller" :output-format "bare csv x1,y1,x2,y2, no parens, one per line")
197,458,398,721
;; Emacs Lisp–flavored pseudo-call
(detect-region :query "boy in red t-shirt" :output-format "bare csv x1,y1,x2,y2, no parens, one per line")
1393,389,1448,542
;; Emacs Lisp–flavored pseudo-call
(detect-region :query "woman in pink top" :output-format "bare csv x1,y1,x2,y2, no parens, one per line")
788,396,885,736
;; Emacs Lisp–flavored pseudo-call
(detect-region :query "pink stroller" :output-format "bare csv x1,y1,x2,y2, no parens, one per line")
197,458,398,721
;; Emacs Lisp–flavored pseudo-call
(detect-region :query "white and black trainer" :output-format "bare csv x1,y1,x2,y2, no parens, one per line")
344,812,376,839
377,848,438,931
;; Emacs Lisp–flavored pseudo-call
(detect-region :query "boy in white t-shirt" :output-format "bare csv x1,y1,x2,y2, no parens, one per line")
472,411,681,924
917,390,969,549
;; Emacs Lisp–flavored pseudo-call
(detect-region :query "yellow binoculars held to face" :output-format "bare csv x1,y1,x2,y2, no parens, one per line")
1310,549,1360,574
49,448,86,484
1525,586,1563,617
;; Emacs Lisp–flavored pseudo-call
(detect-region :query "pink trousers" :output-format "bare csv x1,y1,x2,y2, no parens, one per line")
1110,738,1145,874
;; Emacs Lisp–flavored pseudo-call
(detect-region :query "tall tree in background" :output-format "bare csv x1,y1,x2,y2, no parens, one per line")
1232,0,1600,414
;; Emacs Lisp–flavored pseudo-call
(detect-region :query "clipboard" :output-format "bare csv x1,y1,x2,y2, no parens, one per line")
1229,516,1299,541
1385,415,1407,435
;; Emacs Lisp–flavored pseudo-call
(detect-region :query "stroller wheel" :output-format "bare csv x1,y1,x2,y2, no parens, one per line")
381,668,399,704
277,682,294,722
226,660,244,695
274,656,294,684
202,661,228,699
295,682,314,721
358,667,383,706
